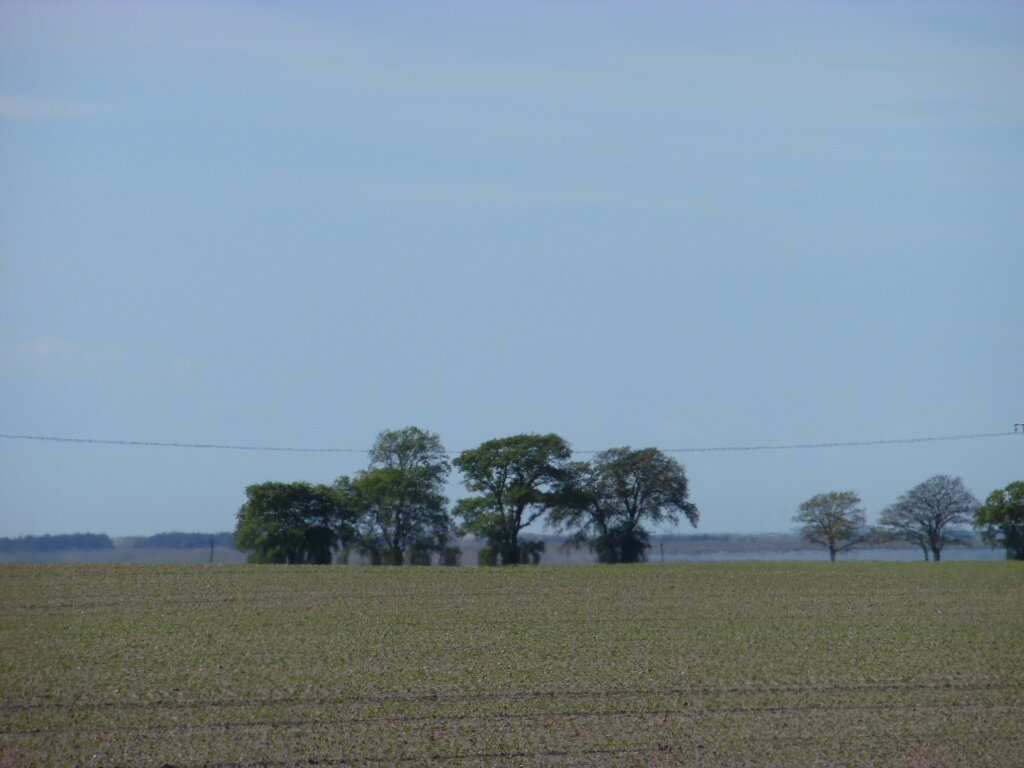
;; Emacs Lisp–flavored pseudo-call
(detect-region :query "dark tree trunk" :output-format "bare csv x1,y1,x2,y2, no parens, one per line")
499,539,520,566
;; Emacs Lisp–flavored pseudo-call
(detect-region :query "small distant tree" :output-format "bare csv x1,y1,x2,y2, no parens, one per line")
878,475,978,562
453,433,573,565
235,482,352,564
550,447,698,563
973,481,1024,560
792,491,868,562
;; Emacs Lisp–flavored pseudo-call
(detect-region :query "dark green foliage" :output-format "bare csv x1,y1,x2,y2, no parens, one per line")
453,433,572,565
408,544,433,566
342,427,456,566
792,491,869,561
591,525,650,564
439,545,461,566
0,533,113,553
518,539,545,564
974,481,1024,560
474,539,543,565
476,545,497,566
878,475,978,562
237,427,458,567
234,482,351,564
550,447,698,563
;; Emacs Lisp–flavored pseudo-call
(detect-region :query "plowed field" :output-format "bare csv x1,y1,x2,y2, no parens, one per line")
1,562,1021,766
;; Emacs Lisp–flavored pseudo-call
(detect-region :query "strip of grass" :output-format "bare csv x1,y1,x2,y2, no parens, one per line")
1,561,1021,767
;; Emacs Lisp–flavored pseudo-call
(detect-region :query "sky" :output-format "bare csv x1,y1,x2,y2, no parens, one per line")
1,1,1021,539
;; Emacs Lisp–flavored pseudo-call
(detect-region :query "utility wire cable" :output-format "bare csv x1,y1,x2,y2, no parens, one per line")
654,432,1017,453
0,431,1015,455
0,434,365,453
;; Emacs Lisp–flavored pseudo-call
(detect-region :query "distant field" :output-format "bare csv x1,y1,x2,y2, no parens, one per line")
0,533,1002,565
0,545,248,565
1,562,1021,767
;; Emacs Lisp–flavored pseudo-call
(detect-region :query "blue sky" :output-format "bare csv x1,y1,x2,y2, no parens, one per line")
1,1,1021,538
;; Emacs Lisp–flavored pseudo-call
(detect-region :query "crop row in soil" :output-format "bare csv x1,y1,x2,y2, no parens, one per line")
1,561,1021,767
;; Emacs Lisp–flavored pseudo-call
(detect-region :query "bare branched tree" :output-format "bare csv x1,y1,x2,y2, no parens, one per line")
878,475,978,561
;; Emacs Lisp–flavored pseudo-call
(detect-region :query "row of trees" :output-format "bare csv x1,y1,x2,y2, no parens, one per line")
235,426,1021,566
794,476,1024,561
235,428,699,565
0,533,114,553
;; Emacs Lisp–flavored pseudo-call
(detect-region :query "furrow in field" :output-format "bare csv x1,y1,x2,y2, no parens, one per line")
0,677,1012,710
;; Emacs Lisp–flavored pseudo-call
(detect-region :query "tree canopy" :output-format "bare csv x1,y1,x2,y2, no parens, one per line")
235,482,351,564
228,425,1004,568
878,475,978,562
453,433,573,565
973,480,1024,560
343,427,454,565
550,447,698,563
792,491,868,561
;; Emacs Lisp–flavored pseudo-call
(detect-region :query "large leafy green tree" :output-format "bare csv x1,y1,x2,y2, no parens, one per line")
235,481,351,564
343,427,455,565
878,475,978,561
973,481,1024,560
453,433,572,565
550,447,698,563
792,491,868,562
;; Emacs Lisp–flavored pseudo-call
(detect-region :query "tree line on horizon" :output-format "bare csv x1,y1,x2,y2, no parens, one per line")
235,427,698,566
794,477,1024,561
0,533,115,553
0,532,239,553
235,426,1023,565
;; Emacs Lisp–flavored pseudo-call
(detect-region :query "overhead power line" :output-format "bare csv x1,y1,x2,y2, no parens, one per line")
651,432,1016,453
0,431,1015,455
0,434,365,453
